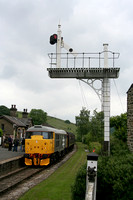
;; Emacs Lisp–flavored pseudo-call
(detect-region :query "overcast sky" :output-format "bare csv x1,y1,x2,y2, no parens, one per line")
0,0,132,123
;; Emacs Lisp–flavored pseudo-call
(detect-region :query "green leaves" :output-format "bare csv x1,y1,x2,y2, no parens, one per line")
97,150,133,200
0,105,10,116
29,109,47,125
76,108,104,144
110,113,127,142
0,128,3,137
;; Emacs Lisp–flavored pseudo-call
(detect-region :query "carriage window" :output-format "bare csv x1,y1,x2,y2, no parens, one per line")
55,134,59,139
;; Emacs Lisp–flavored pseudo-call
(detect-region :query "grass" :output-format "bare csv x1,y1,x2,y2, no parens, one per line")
19,142,87,200
17,112,77,137
47,116,77,137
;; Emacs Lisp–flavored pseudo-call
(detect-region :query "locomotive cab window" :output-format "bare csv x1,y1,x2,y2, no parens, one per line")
42,132,53,139
25,131,53,139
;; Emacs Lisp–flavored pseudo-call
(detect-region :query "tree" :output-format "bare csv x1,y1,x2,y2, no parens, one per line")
110,113,127,142
75,107,91,141
65,120,71,124
29,109,47,125
76,108,104,144
97,151,133,200
90,110,104,143
0,105,10,116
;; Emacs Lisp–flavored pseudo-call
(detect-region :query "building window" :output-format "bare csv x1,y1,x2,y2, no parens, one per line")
1,124,4,131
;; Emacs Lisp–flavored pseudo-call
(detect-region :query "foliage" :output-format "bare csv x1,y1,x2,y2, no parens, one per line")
71,164,86,200
76,108,104,144
110,137,130,156
75,107,91,141
0,128,3,137
110,113,127,142
47,115,77,136
0,105,10,116
97,152,133,200
88,141,102,154
71,140,133,200
90,110,104,143
65,120,71,124
29,109,47,125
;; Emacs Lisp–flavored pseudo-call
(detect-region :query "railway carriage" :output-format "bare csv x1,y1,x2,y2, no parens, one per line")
24,125,74,166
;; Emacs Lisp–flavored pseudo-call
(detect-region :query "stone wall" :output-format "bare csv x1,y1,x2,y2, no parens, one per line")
0,118,14,137
127,84,133,152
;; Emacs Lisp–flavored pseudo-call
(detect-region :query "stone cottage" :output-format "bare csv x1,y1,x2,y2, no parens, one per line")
0,105,33,140
127,84,133,152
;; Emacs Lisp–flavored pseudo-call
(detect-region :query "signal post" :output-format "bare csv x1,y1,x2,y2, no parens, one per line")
47,24,120,155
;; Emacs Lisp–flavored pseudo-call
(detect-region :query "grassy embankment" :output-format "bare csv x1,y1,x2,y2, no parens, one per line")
17,112,77,137
19,142,87,200
47,116,77,136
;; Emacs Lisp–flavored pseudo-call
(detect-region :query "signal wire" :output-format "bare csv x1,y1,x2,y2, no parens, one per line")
113,79,125,113
78,80,89,109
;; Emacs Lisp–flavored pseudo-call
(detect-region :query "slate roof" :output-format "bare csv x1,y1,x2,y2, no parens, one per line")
0,115,27,127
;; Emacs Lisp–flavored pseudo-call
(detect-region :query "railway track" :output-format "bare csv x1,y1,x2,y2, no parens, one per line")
0,146,76,200
0,166,44,195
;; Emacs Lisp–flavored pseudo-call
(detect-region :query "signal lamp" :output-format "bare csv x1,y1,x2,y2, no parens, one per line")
50,34,57,45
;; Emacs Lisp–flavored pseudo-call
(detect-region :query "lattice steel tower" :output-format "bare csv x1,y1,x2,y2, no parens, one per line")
47,24,120,155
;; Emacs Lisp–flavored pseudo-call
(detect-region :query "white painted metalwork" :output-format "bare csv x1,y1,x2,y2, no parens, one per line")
102,44,110,155
56,24,77,68
48,25,120,156
81,79,103,103
56,24,62,68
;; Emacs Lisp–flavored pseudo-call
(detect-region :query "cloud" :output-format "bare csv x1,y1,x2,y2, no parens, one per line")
0,0,132,122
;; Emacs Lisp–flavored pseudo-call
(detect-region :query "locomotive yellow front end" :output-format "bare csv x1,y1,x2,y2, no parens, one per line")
25,126,54,166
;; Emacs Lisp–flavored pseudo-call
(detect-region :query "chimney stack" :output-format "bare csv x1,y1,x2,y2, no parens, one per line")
22,109,28,118
10,105,17,117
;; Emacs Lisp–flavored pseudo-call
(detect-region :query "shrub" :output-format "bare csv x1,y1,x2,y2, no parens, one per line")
97,153,133,200
0,128,3,137
71,164,86,200
88,142,102,154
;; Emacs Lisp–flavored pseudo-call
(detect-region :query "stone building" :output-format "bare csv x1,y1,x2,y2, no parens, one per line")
0,105,33,140
127,84,133,152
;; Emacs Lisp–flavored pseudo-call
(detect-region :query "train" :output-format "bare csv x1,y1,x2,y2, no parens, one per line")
24,125,75,166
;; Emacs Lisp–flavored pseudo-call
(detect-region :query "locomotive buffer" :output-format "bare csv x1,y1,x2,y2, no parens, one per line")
47,24,120,155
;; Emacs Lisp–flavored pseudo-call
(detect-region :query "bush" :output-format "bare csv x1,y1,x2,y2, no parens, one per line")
71,139,133,200
65,120,71,124
88,142,102,154
0,128,3,137
97,153,133,200
71,164,86,200
110,137,130,156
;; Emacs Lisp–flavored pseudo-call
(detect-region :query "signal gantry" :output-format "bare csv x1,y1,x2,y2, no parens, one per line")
47,24,120,155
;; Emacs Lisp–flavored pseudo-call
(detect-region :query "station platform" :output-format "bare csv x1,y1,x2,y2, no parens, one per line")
0,146,25,176
0,146,24,162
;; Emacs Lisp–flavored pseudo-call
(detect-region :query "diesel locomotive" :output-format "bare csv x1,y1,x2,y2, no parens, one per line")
24,125,75,166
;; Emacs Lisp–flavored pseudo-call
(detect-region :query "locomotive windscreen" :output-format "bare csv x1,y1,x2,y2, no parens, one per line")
26,131,53,139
